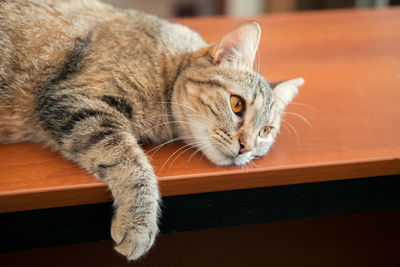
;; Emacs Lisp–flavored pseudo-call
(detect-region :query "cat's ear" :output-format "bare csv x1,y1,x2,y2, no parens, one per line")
272,78,304,110
211,21,261,67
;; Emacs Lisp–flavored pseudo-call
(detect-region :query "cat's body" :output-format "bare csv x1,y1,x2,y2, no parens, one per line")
0,0,203,145
0,0,303,260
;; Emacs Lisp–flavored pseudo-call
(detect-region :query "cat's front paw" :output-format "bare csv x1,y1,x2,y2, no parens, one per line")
111,204,158,260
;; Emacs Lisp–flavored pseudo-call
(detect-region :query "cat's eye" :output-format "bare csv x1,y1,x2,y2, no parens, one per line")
259,126,272,137
230,95,244,116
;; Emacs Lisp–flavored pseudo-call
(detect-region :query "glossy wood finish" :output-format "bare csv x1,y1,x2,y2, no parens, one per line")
1,8,400,213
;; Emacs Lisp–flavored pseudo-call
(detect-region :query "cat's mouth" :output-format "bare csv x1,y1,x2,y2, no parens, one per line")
204,147,252,166
233,152,252,166
185,136,253,166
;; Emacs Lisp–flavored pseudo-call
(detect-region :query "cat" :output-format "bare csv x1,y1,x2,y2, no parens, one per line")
0,0,304,260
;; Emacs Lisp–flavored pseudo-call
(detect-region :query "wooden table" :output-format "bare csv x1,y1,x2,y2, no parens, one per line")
1,7,400,251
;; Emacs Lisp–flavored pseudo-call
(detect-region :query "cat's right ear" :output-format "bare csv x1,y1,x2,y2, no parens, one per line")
210,22,261,67
272,78,304,110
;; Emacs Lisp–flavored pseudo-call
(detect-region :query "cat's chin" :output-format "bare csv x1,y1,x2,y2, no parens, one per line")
233,153,253,166
204,151,252,166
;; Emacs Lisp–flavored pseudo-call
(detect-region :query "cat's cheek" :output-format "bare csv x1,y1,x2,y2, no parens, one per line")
233,153,252,166
250,138,275,160
203,150,235,166
207,155,235,166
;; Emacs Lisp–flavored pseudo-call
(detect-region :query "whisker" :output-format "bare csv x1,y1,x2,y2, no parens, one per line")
144,120,208,134
281,119,300,146
199,149,208,161
187,143,212,163
291,102,321,113
280,123,292,136
147,135,195,155
171,113,220,129
162,101,199,115
150,102,200,121
159,143,194,173
249,160,258,168
243,161,249,174
162,101,219,128
159,140,206,172
281,120,298,137
162,101,213,120
187,147,203,163
166,143,206,171
283,112,313,129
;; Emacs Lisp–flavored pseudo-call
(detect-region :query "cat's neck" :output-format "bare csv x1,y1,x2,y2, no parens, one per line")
163,53,191,101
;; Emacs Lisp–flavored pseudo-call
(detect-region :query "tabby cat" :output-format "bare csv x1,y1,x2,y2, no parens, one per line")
0,0,304,260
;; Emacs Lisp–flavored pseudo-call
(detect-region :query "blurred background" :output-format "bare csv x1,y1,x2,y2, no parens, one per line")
102,0,400,17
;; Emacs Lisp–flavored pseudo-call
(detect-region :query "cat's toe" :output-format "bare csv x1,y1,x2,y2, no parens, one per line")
111,207,158,260
113,225,157,260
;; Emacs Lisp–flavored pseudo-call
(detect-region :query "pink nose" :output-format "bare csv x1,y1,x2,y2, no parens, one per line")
239,140,252,154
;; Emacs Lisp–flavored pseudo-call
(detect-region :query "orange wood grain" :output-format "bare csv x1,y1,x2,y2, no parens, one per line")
1,8,400,213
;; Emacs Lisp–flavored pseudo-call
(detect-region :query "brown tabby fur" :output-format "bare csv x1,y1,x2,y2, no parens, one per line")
0,0,303,260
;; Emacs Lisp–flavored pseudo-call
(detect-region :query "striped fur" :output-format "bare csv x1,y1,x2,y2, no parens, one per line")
0,0,303,260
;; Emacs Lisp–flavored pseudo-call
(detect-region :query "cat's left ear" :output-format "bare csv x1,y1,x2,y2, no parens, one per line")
272,78,304,110
211,21,261,67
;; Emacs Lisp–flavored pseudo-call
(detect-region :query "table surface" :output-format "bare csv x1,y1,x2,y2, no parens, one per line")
1,8,400,213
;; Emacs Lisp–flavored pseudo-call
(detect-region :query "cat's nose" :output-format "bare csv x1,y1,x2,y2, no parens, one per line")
239,140,252,154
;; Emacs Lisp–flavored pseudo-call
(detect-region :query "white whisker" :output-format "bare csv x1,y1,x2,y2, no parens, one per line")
280,123,292,136
281,119,300,146
166,143,206,171
162,101,220,128
283,112,313,129
171,113,220,130
147,135,195,155
281,120,298,137
243,161,249,174
159,139,206,172
187,143,212,163
249,160,258,168
291,102,320,113
144,120,207,134
159,143,194,173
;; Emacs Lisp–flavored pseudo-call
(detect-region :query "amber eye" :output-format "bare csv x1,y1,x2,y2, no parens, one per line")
259,126,272,137
230,95,244,115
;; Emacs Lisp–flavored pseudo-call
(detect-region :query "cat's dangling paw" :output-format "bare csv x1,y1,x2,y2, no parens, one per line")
111,204,158,260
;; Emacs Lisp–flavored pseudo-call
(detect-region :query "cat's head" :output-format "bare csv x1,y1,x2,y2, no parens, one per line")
172,22,304,166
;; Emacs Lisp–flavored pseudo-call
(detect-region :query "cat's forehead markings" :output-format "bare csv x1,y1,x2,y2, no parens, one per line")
186,77,226,90
246,109,257,127
250,90,258,105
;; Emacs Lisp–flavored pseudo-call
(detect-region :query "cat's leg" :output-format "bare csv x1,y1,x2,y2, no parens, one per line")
35,91,159,260
94,133,160,260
